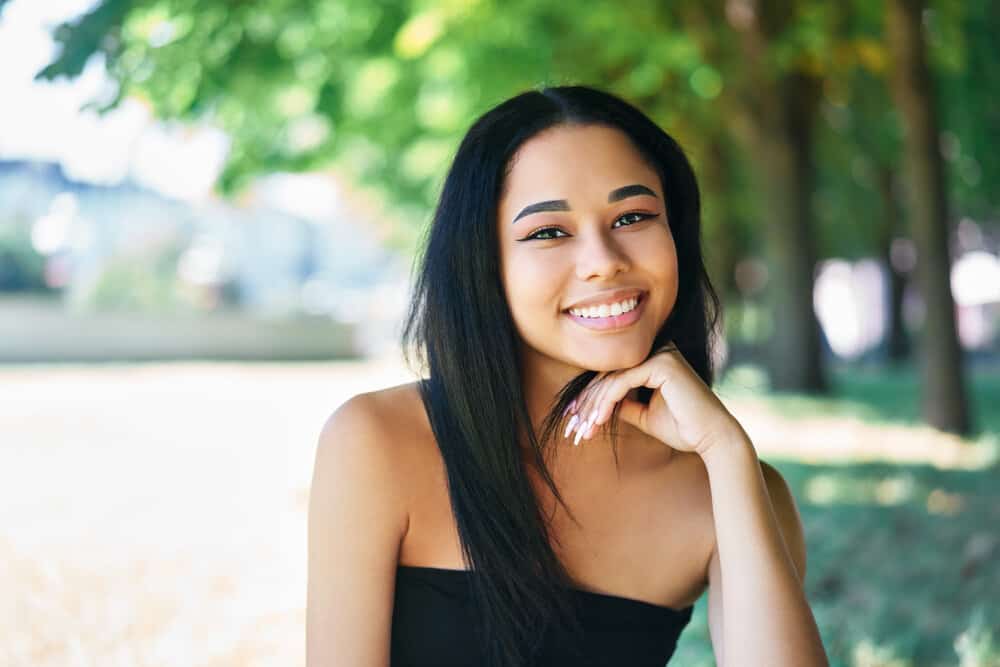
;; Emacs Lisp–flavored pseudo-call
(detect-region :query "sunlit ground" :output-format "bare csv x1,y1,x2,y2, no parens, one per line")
1,356,997,667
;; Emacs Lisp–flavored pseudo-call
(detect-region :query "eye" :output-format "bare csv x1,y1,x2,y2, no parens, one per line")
523,227,569,241
519,212,659,242
613,212,658,228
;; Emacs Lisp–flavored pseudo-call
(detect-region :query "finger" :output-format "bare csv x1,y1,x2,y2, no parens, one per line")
565,373,600,441
580,374,611,440
583,373,619,440
570,372,609,434
594,359,671,427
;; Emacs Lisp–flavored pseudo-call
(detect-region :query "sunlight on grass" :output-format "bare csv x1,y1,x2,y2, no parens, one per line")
716,362,999,470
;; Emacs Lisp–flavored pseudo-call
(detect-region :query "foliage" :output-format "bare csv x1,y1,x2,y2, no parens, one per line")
33,1,999,243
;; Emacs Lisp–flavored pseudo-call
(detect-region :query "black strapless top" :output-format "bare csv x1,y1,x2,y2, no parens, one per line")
391,565,694,666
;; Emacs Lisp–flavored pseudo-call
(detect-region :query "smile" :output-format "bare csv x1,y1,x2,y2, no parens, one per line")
563,292,647,331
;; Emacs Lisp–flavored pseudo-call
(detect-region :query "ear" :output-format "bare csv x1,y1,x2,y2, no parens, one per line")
760,460,807,581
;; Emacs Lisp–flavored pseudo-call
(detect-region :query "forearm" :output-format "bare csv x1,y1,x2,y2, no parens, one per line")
702,429,828,666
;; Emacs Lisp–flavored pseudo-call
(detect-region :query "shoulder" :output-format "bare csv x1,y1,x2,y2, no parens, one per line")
317,380,427,463
307,386,424,665
312,382,427,528
759,459,807,580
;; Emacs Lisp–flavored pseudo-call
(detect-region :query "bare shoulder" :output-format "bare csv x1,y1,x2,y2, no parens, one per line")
306,383,426,665
317,381,429,479
311,387,416,534
310,381,431,540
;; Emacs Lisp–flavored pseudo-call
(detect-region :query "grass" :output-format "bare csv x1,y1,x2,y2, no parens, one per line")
671,361,1000,667
719,361,1000,438
1,357,997,666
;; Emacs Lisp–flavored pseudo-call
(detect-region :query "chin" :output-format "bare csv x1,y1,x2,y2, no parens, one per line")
572,347,650,372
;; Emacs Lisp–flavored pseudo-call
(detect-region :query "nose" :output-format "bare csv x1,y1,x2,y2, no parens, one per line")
574,227,631,281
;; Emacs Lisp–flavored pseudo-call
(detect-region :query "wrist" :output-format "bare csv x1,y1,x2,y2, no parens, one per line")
698,423,757,469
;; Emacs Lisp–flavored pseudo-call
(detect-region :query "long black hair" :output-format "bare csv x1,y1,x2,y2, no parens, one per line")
400,85,722,667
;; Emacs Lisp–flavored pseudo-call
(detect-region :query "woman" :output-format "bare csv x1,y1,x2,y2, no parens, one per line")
307,86,828,667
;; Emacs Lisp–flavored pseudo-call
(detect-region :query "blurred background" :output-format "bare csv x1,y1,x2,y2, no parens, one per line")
0,0,997,665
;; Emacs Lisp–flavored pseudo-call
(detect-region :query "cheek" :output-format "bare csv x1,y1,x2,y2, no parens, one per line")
627,226,677,272
628,229,679,308
502,252,566,319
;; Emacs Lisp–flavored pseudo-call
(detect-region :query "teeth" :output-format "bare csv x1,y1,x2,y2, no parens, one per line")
569,297,639,319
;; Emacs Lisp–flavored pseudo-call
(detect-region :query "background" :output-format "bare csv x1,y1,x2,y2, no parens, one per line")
1,0,997,665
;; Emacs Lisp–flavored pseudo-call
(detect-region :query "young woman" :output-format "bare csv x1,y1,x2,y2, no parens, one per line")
307,86,828,667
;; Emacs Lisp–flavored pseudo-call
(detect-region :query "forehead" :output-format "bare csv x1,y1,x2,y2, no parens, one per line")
500,124,660,209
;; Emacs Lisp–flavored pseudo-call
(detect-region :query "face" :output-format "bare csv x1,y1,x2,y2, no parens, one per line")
497,123,679,379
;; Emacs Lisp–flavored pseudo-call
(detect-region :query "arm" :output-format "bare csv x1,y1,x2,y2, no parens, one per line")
561,349,824,664
704,431,826,667
307,394,410,667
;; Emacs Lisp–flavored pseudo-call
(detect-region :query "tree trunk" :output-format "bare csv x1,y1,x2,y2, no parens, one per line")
886,0,972,434
699,137,741,298
725,1,830,394
875,166,911,364
737,72,829,393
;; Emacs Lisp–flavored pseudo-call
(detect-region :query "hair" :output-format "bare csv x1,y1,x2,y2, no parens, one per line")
400,85,722,667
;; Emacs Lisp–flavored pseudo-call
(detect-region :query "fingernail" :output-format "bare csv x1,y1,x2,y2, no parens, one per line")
564,414,579,438
574,414,593,447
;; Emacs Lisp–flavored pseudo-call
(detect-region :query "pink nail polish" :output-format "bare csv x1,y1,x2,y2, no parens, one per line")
564,414,579,439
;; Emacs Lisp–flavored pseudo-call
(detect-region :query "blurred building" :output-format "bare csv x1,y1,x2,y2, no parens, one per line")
0,159,411,360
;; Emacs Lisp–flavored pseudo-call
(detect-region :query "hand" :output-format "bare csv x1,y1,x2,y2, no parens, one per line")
563,344,743,457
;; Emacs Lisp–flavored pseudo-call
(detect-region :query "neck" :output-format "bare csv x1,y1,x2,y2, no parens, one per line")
518,353,648,469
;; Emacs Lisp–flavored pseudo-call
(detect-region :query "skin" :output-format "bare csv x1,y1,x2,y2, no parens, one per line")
497,123,828,665
306,122,828,666
497,123,679,439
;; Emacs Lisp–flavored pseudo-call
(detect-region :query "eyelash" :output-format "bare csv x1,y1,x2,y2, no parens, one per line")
521,212,659,241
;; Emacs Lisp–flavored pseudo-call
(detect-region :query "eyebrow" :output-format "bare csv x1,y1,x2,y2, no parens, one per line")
511,183,658,223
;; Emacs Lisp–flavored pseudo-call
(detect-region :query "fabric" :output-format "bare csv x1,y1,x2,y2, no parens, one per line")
391,564,694,667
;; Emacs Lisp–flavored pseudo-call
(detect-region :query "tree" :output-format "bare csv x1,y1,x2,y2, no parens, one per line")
885,0,971,434
713,0,830,393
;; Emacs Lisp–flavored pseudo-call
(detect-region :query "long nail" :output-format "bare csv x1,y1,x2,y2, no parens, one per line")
573,415,591,446
564,414,579,439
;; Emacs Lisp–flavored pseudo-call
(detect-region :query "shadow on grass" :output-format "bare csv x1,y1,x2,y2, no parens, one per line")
673,458,1000,667
674,362,999,666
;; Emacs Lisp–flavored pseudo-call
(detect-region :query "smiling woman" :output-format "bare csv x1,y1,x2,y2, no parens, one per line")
498,123,679,373
307,86,828,667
